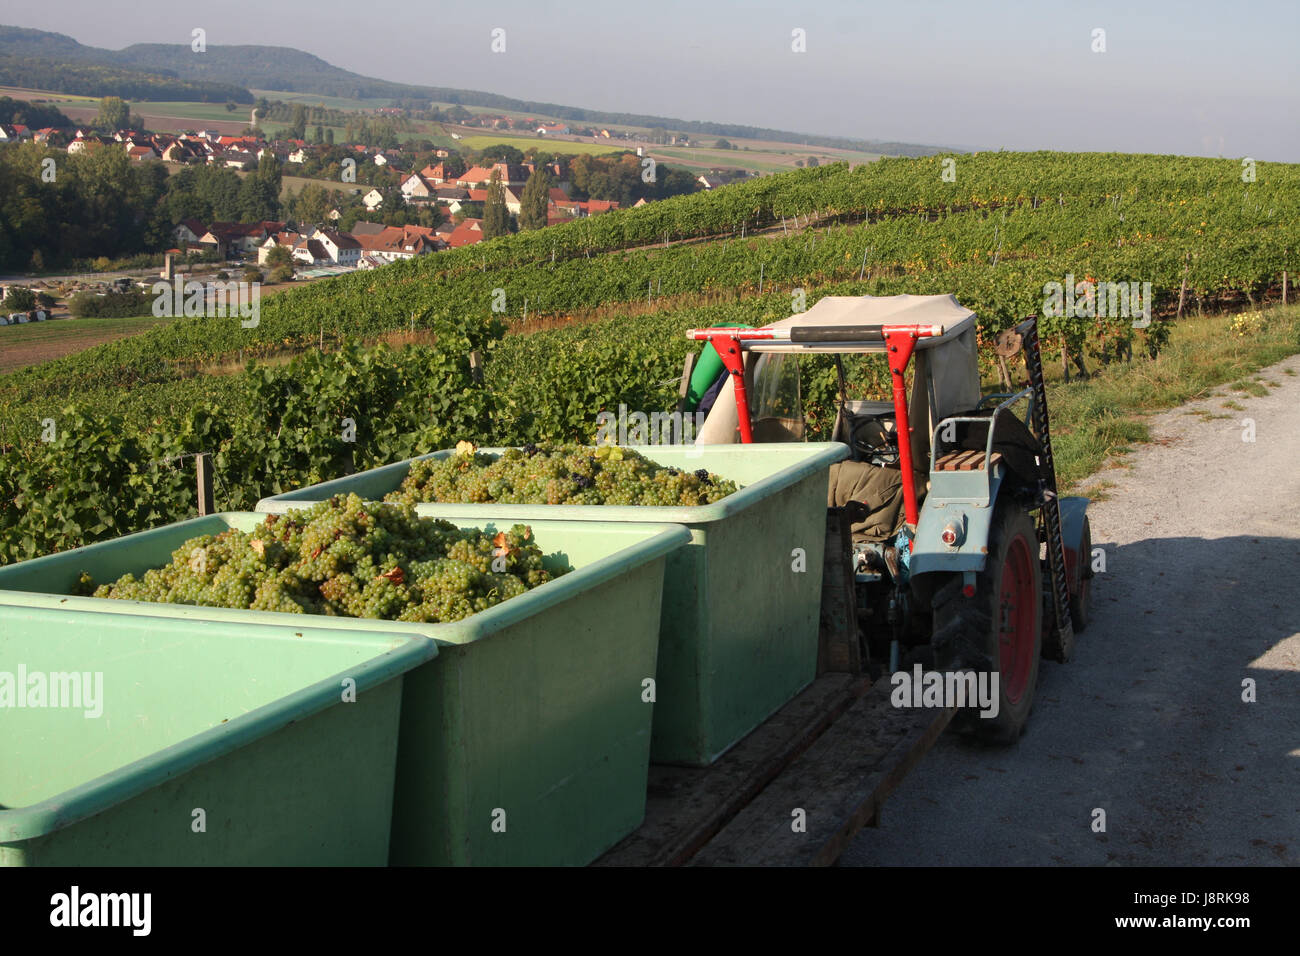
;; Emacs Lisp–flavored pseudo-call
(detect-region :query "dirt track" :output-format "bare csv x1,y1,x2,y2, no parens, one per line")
843,354,1300,866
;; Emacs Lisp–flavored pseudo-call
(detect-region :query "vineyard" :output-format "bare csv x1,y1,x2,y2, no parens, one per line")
2,150,1299,564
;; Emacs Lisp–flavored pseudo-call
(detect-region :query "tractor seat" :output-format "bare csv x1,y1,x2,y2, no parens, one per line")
934,450,1004,472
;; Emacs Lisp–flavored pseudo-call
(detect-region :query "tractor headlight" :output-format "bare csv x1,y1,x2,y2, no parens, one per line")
940,518,964,548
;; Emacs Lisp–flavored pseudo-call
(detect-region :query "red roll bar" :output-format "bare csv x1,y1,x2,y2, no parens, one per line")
687,324,941,527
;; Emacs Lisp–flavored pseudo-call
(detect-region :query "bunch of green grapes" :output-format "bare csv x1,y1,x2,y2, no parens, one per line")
82,494,564,623
387,443,740,507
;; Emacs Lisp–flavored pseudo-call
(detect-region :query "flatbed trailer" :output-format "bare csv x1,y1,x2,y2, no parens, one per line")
597,675,955,866
598,512,956,867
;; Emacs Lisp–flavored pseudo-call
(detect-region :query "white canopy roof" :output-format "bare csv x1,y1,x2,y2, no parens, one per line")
744,294,976,353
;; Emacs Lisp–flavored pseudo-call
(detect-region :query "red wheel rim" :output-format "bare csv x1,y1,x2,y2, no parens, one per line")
998,533,1037,704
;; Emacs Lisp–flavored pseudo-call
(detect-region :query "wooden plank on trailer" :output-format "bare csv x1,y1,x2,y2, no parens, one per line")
688,682,956,867
595,674,868,867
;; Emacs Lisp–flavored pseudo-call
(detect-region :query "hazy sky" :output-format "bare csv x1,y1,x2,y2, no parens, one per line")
2,0,1296,159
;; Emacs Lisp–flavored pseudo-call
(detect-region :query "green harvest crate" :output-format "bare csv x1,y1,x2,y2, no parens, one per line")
0,512,689,866
256,442,849,766
0,604,433,866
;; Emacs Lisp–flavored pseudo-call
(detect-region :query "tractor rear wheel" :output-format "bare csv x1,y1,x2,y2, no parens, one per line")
1069,516,1093,633
932,501,1042,743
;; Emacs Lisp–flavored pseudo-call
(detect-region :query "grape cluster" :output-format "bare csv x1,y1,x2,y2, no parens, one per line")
386,444,741,507
82,494,563,623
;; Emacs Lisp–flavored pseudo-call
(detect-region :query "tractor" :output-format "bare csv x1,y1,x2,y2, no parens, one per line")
685,294,1094,742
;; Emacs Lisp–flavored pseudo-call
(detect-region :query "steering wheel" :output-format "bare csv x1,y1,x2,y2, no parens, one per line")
851,414,900,467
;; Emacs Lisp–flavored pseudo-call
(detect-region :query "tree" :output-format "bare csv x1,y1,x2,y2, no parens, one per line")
225,101,238,113
440,152,466,178
481,168,512,238
287,181,330,225
325,128,334,145
3,286,36,311
269,264,295,283
287,104,308,141
480,143,524,165
265,244,292,270
95,97,130,131
239,156,282,222
518,166,553,231
807,156,819,168
714,138,733,150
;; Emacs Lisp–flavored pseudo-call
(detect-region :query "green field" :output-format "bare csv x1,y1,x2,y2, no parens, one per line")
0,315,173,374
452,132,629,156
279,173,369,201
252,89,397,111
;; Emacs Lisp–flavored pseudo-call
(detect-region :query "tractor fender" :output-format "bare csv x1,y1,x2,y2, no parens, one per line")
908,468,1003,576
1059,495,1092,583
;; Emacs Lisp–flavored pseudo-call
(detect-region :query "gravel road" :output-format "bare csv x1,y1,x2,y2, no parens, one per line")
843,354,1300,866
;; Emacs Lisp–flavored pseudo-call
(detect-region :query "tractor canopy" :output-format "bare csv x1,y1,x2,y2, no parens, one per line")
692,294,982,445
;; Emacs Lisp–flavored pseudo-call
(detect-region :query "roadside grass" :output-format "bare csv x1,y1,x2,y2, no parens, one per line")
1048,304,1300,490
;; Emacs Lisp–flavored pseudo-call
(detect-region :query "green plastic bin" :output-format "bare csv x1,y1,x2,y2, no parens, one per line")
0,512,689,866
0,604,433,866
256,442,849,766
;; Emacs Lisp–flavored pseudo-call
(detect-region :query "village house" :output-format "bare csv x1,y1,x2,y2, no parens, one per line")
201,221,284,257
161,140,202,163
66,133,108,154
399,172,436,203
292,237,333,267
490,163,530,189
419,162,449,184
173,219,208,246
500,186,524,215
445,218,484,248
351,224,444,263
314,229,362,267
224,149,258,170
454,165,494,189
580,199,620,216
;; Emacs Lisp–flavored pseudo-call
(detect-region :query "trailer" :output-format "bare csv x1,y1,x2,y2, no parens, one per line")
600,294,1094,865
